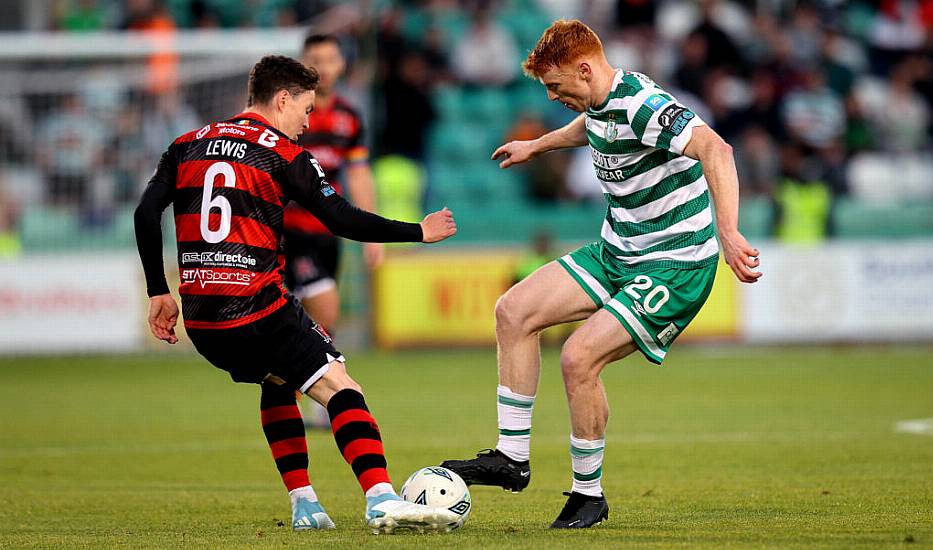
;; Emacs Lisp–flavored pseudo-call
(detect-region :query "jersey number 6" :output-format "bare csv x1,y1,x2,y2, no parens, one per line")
200,161,236,243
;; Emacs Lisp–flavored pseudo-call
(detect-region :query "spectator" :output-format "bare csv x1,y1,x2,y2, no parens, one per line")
786,3,825,67
378,51,436,160
673,31,710,97
613,0,655,32
688,0,743,72
781,67,846,149
772,144,834,243
57,0,108,32
35,93,108,209
513,230,555,285
734,125,780,197
142,89,200,160
119,0,178,93
110,106,148,204
504,112,569,202
859,59,930,153
0,189,21,257
451,0,520,86
566,146,602,203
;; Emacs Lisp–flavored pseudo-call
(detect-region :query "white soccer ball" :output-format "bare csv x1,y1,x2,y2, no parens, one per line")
400,466,472,529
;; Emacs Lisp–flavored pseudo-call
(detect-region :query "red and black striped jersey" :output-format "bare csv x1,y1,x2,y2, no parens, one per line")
285,95,368,235
135,112,421,331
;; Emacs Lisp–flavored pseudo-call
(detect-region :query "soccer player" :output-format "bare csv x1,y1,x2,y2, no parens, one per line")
285,33,381,332
134,55,459,534
441,20,762,529
282,34,376,431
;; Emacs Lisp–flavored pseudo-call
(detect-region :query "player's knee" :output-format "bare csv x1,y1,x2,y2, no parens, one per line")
306,361,362,405
495,291,534,335
560,340,597,385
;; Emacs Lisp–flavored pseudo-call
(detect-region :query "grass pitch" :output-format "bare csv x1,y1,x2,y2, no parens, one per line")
1,346,931,548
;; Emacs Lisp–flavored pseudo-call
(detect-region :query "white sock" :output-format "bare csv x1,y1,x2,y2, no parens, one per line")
289,485,318,504
570,435,605,497
495,385,534,462
364,482,396,499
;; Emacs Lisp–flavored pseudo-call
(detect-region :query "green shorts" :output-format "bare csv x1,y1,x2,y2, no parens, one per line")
558,242,717,364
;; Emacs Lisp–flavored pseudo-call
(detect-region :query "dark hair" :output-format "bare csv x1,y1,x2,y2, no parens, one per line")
247,55,319,107
303,33,341,52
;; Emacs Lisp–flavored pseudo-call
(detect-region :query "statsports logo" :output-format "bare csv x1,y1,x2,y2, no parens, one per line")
181,269,253,288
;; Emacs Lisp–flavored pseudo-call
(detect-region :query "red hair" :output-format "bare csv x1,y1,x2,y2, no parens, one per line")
522,20,604,78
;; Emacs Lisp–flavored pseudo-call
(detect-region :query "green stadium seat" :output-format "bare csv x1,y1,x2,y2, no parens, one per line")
461,88,512,124
21,205,140,251
401,9,431,44
434,86,466,121
20,206,80,250
509,82,556,118
428,122,491,165
833,199,933,238
435,11,470,49
497,8,552,49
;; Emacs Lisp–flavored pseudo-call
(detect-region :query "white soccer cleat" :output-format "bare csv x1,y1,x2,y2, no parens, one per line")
365,493,459,534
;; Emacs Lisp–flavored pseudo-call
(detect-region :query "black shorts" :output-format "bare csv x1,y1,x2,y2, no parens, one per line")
283,231,341,300
187,296,344,392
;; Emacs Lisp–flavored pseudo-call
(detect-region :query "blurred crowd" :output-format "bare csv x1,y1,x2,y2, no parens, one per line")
1,0,932,252
50,0,337,30
367,0,933,240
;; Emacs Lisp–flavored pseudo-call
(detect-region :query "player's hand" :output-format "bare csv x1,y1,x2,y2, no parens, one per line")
363,242,385,269
492,140,538,169
420,207,457,243
719,230,762,283
148,294,180,344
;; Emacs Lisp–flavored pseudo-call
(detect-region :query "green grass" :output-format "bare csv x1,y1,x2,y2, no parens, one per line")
1,346,931,548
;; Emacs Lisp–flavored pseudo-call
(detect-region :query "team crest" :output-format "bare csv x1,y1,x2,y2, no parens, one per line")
604,114,619,143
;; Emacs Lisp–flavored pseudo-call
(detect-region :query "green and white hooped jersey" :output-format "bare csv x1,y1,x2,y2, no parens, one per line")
585,70,718,269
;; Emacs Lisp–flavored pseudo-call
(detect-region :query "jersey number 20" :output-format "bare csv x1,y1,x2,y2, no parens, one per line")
200,161,235,243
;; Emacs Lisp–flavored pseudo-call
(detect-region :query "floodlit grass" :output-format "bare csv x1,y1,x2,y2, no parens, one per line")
1,346,931,548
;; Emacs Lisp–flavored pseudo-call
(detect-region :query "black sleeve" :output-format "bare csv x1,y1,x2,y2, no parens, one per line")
281,152,422,242
134,144,177,297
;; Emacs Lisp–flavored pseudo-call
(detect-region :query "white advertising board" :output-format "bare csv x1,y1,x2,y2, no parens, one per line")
0,254,145,353
743,242,933,342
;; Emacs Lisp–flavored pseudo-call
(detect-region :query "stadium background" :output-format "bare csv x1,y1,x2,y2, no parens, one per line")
0,1,931,547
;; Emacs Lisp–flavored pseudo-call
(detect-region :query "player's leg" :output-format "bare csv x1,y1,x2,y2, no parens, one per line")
293,236,341,430
294,234,342,332
550,262,719,528
257,380,334,530
549,309,637,529
442,260,597,490
187,316,335,531
496,260,595,394
300,287,339,333
305,362,460,533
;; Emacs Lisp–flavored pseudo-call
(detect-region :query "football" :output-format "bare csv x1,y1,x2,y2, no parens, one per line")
400,466,472,529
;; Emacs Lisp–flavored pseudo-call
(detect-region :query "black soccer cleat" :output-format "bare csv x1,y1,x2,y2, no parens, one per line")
440,449,530,492
549,491,609,529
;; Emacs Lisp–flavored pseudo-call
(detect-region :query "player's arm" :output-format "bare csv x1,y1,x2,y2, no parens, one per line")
492,114,587,168
344,156,385,268
134,145,180,344
683,127,762,283
283,153,456,244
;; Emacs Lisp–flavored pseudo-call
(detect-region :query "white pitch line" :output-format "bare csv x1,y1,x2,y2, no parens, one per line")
894,418,933,436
